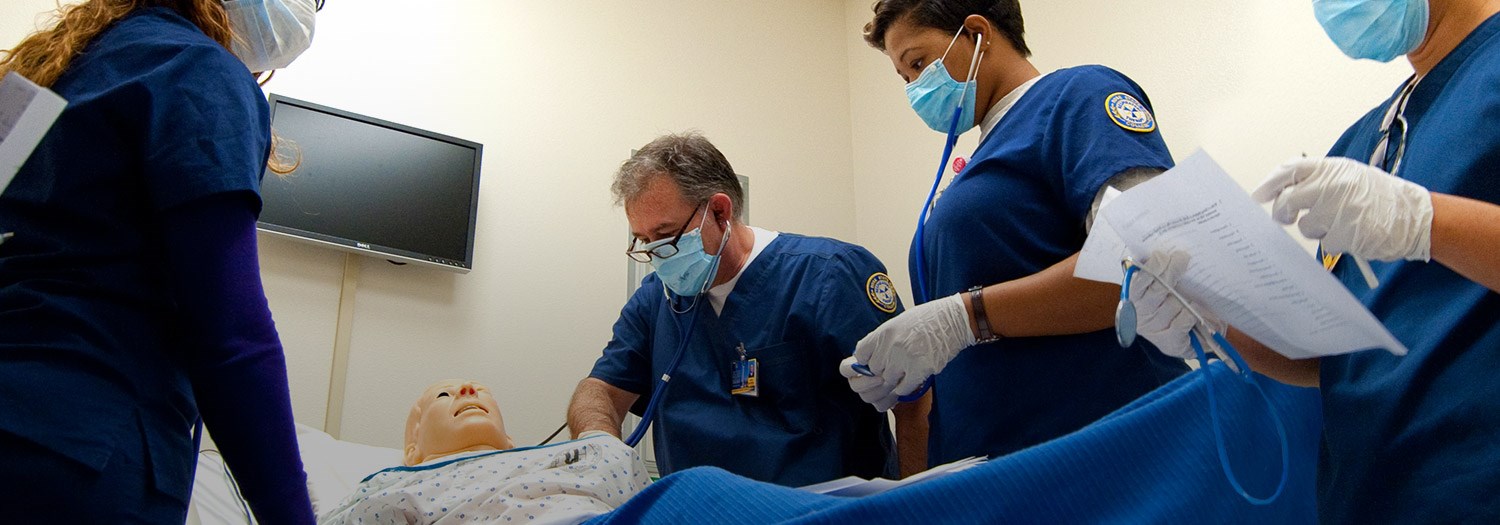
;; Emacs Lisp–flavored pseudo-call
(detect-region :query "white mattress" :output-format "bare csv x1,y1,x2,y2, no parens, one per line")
186,423,403,524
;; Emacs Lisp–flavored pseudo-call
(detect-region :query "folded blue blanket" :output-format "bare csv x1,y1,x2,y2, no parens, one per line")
590,362,1321,524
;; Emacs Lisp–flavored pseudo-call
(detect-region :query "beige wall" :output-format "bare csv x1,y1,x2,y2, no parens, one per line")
1,0,859,449
269,0,861,448
3,0,1416,450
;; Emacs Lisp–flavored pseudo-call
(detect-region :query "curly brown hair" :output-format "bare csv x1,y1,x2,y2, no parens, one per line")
0,0,307,175
0,0,235,88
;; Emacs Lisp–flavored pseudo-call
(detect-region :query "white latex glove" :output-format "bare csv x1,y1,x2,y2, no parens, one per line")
839,356,899,412
1129,251,1225,360
1253,157,1433,262
844,293,975,410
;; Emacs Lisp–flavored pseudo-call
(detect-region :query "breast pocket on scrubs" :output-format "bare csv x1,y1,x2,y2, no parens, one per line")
740,341,819,434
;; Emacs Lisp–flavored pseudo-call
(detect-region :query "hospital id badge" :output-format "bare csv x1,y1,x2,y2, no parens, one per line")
731,358,759,397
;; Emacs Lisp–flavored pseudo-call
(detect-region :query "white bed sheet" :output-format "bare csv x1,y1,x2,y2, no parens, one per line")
187,423,403,524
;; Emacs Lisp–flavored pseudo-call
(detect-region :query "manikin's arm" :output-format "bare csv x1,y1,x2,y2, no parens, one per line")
1430,192,1500,293
567,378,639,439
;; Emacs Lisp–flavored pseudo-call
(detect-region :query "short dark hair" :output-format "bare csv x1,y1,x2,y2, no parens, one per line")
613,132,746,221
864,0,1030,57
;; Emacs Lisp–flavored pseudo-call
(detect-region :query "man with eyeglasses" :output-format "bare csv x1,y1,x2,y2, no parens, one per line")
565,132,915,487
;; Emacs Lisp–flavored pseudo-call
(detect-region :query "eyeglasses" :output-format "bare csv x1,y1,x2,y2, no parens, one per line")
625,202,705,263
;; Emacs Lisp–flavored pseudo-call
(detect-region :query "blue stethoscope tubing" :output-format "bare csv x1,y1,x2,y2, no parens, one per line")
1118,262,1289,505
898,35,986,402
623,227,729,448
886,105,963,402
623,299,700,448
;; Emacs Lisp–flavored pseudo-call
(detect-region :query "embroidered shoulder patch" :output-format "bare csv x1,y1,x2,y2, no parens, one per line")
1105,92,1156,132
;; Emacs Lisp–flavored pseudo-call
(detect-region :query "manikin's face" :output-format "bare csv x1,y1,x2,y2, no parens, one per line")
404,379,514,466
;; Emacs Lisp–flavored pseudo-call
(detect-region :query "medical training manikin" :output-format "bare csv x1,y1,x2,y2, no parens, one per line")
319,379,650,524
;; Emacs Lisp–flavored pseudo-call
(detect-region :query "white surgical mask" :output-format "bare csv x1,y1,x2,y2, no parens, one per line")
224,0,318,73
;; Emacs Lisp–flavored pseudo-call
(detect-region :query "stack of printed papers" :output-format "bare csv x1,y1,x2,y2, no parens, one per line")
800,456,988,497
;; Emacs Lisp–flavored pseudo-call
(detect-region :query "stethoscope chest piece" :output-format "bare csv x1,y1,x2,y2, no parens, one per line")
1115,299,1138,348
1115,261,1142,348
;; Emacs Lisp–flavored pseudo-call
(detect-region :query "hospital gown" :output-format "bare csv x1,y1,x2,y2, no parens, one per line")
320,433,649,525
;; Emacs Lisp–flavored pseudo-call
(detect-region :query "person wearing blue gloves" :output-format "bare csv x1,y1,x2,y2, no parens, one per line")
0,0,321,521
841,0,1189,470
1130,0,1500,521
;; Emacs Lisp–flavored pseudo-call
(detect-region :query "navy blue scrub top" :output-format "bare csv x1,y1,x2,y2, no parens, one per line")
1318,13,1500,524
913,66,1190,466
589,233,902,487
0,7,269,496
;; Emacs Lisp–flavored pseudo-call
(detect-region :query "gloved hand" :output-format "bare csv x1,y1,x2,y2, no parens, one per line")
1129,251,1226,360
841,293,975,411
839,357,899,412
1253,156,1433,262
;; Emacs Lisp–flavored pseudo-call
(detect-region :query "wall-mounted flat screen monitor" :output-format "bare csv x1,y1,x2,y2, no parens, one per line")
257,95,483,273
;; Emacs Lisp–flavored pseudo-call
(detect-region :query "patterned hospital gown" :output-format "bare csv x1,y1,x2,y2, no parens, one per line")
320,433,650,525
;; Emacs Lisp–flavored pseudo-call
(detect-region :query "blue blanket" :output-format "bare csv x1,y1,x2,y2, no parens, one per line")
589,362,1321,524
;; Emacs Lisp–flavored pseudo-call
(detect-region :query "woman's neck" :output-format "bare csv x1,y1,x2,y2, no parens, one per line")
976,54,1040,123
1408,0,1500,75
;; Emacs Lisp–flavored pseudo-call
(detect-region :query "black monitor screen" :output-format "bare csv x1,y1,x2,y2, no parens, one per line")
258,95,482,270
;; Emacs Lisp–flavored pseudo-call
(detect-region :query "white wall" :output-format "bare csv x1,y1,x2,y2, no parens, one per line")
844,0,1413,300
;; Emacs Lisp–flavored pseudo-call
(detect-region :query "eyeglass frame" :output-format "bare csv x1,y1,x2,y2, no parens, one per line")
625,201,707,263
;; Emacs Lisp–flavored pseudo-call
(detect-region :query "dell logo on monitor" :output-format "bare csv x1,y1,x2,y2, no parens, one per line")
356,242,371,249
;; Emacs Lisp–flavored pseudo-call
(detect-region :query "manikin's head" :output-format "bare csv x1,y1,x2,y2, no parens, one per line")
403,379,515,466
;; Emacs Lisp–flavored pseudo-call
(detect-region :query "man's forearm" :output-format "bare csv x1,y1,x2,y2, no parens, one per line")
566,378,632,439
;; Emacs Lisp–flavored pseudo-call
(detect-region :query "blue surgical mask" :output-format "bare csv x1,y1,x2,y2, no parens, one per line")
648,228,718,297
906,28,982,133
225,0,318,72
1313,0,1430,62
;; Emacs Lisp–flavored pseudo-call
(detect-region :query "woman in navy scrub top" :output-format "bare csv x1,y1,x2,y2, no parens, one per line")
841,0,1189,469
1131,0,1500,521
0,0,320,521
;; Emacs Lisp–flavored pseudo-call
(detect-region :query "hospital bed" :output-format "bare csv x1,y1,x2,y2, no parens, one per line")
589,361,1322,524
188,361,1322,523
186,424,402,524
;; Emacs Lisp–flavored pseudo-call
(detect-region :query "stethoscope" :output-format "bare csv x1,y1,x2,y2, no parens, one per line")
1325,75,1422,289
869,31,988,402
1115,258,1289,506
622,220,732,448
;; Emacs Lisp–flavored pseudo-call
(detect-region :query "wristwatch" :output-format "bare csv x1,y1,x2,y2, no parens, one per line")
968,285,1002,344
